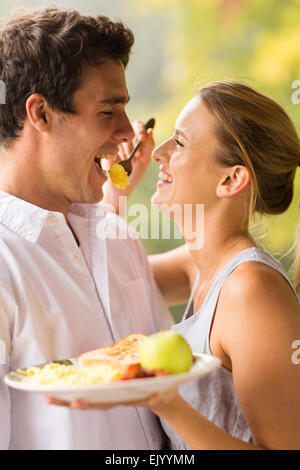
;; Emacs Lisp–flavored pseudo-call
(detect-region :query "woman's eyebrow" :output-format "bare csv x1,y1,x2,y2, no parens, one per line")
174,128,189,141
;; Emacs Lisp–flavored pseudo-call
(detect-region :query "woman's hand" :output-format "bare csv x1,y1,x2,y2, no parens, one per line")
102,119,154,215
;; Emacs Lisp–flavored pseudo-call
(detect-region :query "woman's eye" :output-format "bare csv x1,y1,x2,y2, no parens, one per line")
175,138,184,147
100,111,113,116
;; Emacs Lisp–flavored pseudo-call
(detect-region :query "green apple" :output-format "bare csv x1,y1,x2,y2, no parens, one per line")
139,330,193,374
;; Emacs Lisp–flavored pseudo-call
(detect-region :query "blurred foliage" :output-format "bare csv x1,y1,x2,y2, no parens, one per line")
128,0,300,319
130,0,300,266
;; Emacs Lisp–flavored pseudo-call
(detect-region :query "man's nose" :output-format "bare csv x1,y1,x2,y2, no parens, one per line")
114,113,135,143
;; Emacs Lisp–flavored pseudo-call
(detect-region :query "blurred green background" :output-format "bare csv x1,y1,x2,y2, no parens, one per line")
1,0,300,321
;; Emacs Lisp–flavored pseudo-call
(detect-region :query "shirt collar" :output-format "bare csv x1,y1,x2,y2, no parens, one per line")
0,191,107,243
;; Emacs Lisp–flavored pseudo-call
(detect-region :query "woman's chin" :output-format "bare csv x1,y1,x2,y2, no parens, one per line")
151,183,173,207
151,192,163,207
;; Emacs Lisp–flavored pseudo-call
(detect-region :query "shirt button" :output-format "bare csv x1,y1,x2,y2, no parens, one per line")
47,215,57,224
73,255,82,264
150,432,156,442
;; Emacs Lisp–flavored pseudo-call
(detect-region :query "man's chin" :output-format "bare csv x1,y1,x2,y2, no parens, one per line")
74,188,104,206
90,189,104,204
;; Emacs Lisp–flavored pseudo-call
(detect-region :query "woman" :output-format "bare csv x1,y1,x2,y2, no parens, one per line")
47,81,300,450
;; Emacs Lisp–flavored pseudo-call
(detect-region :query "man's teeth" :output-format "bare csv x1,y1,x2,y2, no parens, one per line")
94,156,107,175
98,154,118,161
159,171,173,183
94,155,115,174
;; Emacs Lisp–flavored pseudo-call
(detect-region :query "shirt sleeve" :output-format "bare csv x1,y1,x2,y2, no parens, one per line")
0,284,16,450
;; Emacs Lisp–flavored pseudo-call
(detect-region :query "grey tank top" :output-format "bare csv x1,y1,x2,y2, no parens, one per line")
161,247,299,450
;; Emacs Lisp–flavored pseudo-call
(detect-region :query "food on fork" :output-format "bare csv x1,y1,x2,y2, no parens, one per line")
94,154,130,189
107,163,130,189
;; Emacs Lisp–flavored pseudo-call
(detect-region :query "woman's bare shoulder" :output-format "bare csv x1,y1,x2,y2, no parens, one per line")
216,259,300,358
222,259,298,309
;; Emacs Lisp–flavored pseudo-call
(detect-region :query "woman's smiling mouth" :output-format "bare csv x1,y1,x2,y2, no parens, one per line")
157,165,173,187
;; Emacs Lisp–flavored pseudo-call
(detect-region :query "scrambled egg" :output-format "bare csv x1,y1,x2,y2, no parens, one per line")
17,362,122,385
108,163,130,189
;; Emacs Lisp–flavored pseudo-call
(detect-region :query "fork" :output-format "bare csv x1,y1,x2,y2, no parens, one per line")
118,118,155,176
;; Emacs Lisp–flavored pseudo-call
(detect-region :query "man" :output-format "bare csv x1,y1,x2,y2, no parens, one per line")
0,7,172,450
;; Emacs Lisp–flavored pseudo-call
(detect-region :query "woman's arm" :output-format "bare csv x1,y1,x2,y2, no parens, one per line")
145,391,264,450
218,263,300,449
149,244,197,306
102,121,154,215
140,263,300,450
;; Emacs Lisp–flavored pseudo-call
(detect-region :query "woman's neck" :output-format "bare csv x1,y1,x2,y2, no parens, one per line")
183,206,257,283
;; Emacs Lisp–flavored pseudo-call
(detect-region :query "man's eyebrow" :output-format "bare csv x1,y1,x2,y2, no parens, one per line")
97,95,130,106
174,128,189,141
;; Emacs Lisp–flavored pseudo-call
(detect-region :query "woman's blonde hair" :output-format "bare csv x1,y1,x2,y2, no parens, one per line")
198,80,300,293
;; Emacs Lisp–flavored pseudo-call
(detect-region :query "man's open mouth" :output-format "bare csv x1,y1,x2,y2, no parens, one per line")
94,154,118,175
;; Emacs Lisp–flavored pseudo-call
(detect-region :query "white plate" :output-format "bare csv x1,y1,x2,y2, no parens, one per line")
4,354,220,404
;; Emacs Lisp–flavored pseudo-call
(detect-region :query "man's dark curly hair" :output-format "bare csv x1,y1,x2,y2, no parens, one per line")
0,7,135,147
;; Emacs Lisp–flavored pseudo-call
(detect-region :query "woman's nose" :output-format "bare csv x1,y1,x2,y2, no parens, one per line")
152,139,171,164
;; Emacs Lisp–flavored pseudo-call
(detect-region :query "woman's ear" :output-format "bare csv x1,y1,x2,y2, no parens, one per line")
25,93,52,134
216,165,250,198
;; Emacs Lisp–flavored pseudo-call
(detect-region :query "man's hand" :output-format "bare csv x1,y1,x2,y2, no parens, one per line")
44,387,180,415
102,119,154,215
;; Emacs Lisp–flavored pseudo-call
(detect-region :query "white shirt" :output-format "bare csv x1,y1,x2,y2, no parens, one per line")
0,191,173,450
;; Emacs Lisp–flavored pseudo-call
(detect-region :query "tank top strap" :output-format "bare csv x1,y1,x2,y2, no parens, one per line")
183,270,200,319
212,247,298,303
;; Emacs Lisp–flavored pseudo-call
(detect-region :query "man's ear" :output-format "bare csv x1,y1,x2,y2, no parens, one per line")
216,165,250,198
25,93,52,133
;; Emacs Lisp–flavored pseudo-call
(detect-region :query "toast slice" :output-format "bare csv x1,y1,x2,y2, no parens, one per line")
78,333,147,368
